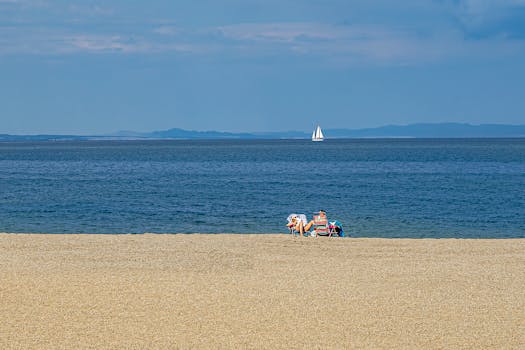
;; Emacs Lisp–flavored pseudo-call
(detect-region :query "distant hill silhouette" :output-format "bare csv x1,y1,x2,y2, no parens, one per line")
324,123,525,138
148,128,256,139
119,123,525,139
118,123,525,139
1,123,524,141
0,134,91,141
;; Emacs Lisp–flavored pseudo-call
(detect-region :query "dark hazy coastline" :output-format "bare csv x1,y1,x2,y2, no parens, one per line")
2,123,525,141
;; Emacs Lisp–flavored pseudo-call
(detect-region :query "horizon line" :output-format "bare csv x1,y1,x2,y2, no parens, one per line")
3,122,525,137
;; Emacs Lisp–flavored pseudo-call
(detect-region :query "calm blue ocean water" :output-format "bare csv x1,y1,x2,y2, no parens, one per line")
0,139,524,237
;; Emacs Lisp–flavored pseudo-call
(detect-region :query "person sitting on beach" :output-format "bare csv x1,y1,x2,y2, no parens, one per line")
286,214,308,237
303,209,327,232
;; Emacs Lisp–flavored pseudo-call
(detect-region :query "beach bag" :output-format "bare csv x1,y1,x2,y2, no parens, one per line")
329,221,346,237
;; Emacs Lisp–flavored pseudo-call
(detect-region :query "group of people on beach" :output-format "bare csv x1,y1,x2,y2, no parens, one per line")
286,210,345,237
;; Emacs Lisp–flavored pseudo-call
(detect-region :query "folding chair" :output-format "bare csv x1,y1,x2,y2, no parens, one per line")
328,220,346,237
312,212,330,237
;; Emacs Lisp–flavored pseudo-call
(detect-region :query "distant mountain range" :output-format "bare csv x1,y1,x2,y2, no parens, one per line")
1,123,525,141
325,123,525,138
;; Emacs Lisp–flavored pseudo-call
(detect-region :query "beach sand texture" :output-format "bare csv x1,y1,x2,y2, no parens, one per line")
1,234,524,349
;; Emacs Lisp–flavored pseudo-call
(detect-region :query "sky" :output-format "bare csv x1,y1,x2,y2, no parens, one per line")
1,0,525,134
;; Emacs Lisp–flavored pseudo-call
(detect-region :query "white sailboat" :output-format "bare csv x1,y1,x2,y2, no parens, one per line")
312,125,324,142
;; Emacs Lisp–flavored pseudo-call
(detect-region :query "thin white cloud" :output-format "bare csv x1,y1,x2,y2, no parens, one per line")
451,0,525,26
459,0,525,14
67,35,137,52
65,34,202,54
1,17,524,65
218,23,442,63
216,21,525,64
218,22,341,42
0,0,47,7
0,26,203,55
68,4,113,16
153,26,179,36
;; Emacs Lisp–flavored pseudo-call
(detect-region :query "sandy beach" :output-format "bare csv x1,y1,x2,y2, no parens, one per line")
0,234,524,349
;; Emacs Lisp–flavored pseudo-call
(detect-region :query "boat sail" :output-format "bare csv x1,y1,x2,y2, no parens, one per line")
312,125,324,142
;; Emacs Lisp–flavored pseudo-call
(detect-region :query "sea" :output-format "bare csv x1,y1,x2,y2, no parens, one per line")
0,139,523,238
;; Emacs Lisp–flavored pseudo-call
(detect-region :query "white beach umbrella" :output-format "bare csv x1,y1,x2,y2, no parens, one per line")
286,213,307,225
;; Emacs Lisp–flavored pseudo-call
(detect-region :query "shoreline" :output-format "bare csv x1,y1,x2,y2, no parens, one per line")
1,234,524,349
2,232,523,239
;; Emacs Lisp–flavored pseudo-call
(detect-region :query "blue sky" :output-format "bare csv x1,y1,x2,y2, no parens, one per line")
1,0,525,134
